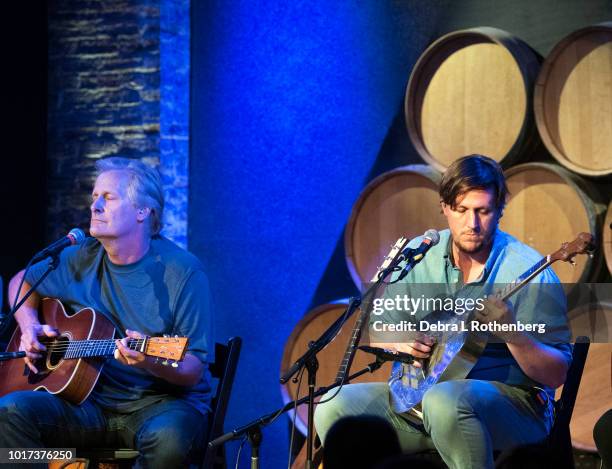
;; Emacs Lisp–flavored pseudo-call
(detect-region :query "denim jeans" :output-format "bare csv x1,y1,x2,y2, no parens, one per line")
313,379,554,469
0,391,209,469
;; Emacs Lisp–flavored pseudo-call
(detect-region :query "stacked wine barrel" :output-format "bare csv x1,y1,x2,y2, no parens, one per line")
281,24,612,452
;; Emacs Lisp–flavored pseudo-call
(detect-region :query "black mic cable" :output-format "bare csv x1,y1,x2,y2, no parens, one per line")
358,345,415,364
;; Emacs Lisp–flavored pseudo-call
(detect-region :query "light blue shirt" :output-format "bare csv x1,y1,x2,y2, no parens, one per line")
370,228,572,412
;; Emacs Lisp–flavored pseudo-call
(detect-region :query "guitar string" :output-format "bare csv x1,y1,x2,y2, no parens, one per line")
41,338,184,351
43,339,183,360
43,339,146,350
44,339,148,356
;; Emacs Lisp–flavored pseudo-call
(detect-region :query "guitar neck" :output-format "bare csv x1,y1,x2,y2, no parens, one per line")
47,338,147,360
495,232,595,301
334,309,366,383
335,236,411,383
495,255,552,301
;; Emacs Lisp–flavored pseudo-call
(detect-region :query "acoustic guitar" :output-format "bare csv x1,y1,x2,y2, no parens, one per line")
0,297,189,404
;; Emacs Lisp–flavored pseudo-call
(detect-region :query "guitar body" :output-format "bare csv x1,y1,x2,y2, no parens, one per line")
0,298,116,404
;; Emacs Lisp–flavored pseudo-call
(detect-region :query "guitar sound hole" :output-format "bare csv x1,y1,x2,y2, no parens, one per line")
47,336,69,367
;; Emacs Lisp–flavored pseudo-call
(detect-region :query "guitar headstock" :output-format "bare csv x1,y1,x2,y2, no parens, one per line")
144,336,189,366
550,232,596,264
371,236,411,281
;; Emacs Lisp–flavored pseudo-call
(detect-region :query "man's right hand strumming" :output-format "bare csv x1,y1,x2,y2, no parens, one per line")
8,269,58,374
18,321,59,374
370,334,435,368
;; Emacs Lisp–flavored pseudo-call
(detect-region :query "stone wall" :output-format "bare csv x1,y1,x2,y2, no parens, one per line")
47,0,188,246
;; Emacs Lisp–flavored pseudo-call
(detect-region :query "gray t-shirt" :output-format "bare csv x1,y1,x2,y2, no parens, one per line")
25,236,213,415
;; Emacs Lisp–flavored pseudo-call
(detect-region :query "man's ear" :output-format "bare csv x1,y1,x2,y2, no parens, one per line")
441,201,450,217
136,207,151,222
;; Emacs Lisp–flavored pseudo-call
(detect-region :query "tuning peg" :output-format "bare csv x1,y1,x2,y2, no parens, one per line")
162,360,169,366
175,335,178,338
163,334,169,338
171,362,178,368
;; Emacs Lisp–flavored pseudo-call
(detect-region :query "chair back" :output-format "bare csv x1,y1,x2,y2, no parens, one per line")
202,336,242,469
547,336,591,467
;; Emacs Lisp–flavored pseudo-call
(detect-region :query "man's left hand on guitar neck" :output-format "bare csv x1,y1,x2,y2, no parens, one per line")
115,329,204,387
474,296,519,343
474,297,568,388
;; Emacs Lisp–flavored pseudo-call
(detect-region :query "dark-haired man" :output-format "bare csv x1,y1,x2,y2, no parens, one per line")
0,157,212,468
315,155,572,469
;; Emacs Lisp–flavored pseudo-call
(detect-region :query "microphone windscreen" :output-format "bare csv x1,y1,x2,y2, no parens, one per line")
424,229,440,246
68,228,86,245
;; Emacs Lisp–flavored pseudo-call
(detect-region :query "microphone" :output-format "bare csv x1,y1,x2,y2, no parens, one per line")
358,345,415,364
401,229,440,263
0,351,26,361
396,229,440,280
31,228,86,264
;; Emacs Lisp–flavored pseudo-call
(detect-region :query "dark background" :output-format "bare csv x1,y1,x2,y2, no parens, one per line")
0,1,47,286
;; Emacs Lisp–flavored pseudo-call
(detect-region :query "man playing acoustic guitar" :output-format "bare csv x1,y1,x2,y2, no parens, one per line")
0,157,212,468
314,155,573,469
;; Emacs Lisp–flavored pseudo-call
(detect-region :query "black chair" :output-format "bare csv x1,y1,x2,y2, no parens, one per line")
546,336,590,467
202,336,242,469
78,336,243,469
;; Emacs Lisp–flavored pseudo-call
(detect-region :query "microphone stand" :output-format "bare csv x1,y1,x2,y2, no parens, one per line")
222,244,424,469
208,358,388,461
0,254,61,356
397,247,420,281
280,279,392,467
279,296,363,469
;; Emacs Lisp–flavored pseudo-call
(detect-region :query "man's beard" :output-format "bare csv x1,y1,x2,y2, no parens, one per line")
456,239,485,254
455,232,494,254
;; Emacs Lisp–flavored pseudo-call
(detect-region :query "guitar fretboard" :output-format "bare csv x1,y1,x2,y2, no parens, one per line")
335,311,365,382
497,256,551,301
335,237,410,383
46,338,146,360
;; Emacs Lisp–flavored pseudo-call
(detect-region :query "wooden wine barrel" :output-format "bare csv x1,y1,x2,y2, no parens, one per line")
605,202,612,276
405,27,541,172
534,23,612,177
280,301,393,435
500,163,605,283
556,302,612,452
344,165,447,288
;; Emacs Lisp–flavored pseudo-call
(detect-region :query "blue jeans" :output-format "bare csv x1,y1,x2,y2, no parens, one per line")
314,380,554,469
0,391,208,469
